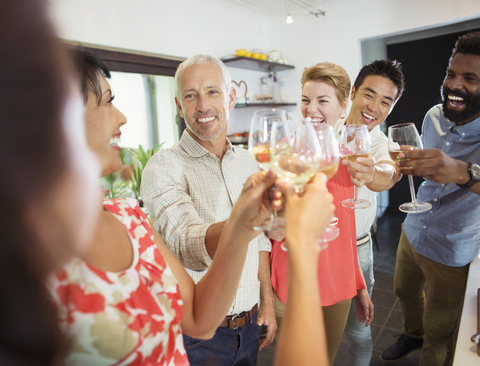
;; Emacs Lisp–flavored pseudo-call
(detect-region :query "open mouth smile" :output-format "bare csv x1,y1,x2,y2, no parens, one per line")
110,135,121,151
447,94,466,109
197,116,216,123
361,112,377,123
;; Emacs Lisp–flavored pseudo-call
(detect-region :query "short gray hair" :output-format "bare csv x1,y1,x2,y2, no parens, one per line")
174,54,232,101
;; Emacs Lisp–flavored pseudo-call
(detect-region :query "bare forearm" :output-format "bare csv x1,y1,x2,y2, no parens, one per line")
275,246,328,366
366,162,399,192
205,221,226,259
258,251,274,307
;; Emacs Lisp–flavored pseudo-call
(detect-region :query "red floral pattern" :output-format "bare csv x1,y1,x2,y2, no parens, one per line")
46,198,189,365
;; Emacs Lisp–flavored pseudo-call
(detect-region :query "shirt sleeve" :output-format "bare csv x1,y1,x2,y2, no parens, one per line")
371,129,394,163
141,152,213,271
257,232,272,252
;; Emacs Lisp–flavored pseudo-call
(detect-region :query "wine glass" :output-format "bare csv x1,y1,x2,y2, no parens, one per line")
248,108,289,230
388,123,432,213
339,124,372,209
315,124,340,243
271,118,321,251
249,108,288,170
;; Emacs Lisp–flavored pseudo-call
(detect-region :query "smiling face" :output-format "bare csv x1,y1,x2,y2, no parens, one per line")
84,71,127,177
441,53,480,124
346,75,398,131
175,62,235,145
301,80,347,127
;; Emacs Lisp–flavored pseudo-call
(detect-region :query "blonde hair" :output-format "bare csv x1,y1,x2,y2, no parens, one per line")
301,62,351,105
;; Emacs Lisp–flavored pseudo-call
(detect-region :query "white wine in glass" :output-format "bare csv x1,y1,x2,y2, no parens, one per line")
248,108,290,230
271,119,320,193
388,123,432,213
271,118,321,251
339,124,372,209
315,124,340,243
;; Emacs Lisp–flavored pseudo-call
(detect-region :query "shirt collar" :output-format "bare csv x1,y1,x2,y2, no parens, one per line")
450,113,480,136
179,129,234,158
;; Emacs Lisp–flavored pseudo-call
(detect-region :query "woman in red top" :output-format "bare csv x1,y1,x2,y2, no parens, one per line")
270,62,374,365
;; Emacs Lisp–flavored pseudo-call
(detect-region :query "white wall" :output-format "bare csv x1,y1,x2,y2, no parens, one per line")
267,0,480,115
48,0,480,133
49,0,269,59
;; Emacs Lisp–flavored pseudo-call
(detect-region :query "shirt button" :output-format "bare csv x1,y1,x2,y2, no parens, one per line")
434,198,438,202
462,133,465,136
430,211,433,214
423,226,427,229
239,284,242,288
445,142,450,146
441,183,445,187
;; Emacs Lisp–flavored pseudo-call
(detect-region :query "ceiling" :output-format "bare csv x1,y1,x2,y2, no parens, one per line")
224,0,327,15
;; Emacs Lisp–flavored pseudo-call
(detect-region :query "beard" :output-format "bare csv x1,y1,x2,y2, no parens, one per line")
441,85,480,124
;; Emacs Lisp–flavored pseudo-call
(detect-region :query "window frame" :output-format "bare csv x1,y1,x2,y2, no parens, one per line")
72,42,184,76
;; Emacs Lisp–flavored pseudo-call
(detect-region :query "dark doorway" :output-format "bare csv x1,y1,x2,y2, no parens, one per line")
385,27,480,210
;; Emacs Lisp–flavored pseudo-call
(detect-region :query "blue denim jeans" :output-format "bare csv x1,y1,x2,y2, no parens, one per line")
344,236,375,366
183,312,261,366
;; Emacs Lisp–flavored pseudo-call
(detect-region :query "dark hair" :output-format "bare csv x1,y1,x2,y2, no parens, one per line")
0,0,72,363
78,50,111,104
450,31,480,63
353,60,405,101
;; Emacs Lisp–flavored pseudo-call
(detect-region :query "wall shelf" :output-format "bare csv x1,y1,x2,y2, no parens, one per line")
235,103,297,108
222,57,294,72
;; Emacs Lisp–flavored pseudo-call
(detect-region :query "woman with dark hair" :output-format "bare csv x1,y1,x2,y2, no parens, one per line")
0,0,101,364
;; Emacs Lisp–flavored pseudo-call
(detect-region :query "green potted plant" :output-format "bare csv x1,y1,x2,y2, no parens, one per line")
129,143,164,207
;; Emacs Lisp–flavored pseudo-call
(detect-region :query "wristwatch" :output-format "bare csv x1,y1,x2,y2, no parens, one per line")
457,162,480,189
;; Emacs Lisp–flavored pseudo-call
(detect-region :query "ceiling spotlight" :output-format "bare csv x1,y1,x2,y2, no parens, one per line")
286,14,293,23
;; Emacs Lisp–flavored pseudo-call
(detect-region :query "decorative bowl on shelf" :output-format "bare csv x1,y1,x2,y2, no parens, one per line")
227,133,249,144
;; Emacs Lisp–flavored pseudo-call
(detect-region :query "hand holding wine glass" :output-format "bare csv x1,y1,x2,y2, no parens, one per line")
388,123,432,213
339,124,372,209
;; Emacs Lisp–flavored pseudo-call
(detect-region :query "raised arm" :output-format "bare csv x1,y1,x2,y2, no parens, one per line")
153,171,276,339
395,148,480,195
275,173,335,366
141,152,218,270
341,128,401,192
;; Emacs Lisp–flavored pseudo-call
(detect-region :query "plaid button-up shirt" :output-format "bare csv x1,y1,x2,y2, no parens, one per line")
141,130,271,314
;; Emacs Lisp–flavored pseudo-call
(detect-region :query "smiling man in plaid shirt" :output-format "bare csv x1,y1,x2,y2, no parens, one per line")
141,54,276,366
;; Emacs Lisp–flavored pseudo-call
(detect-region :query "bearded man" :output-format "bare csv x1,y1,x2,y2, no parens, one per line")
381,32,480,366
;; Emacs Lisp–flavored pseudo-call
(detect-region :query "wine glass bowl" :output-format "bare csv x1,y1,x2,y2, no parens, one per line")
248,108,289,230
248,108,288,170
339,124,372,209
315,124,340,242
388,123,432,213
271,118,319,193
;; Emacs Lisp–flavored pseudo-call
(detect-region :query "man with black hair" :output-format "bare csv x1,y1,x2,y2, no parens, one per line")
381,31,480,365
337,59,404,366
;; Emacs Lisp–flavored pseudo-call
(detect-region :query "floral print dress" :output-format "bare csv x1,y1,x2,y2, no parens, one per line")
46,198,189,365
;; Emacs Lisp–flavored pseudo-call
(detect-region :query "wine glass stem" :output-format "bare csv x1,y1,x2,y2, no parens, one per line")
408,175,418,205
353,185,359,203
